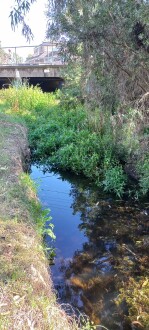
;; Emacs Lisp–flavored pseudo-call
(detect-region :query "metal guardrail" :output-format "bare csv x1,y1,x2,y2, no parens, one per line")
0,43,65,66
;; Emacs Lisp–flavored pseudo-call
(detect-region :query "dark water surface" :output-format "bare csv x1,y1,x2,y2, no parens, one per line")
31,165,149,330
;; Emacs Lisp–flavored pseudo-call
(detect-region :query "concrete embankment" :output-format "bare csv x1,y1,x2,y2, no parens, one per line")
0,116,78,330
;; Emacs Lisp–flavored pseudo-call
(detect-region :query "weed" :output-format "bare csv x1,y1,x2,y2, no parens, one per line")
0,85,148,197
138,155,149,195
20,173,56,240
103,164,127,197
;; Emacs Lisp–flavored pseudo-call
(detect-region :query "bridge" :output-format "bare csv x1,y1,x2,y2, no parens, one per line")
0,43,65,91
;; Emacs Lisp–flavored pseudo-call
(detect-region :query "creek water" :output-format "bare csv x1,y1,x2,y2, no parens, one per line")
30,164,149,330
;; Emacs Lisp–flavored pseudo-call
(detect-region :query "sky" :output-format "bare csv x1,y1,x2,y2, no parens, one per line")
0,0,48,59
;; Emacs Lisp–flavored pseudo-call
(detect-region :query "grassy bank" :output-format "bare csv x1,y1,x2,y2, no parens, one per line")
0,84,148,198
0,115,82,330
0,85,148,328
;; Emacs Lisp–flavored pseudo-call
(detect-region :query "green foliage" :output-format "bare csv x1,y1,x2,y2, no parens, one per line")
47,0,149,108
103,164,127,198
20,173,56,241
56,63,83,109
118,108,140,157
49,130,101,178
0,83,56,116
138,156,149,195
10,0,37,42
46,0,149,197
0,85,148,197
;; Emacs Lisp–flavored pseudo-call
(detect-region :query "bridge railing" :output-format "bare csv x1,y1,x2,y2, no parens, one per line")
0,43,65,66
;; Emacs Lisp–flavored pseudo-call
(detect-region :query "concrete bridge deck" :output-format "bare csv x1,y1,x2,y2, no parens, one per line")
0,64,65,78
0,64,65,91
0,43,65,91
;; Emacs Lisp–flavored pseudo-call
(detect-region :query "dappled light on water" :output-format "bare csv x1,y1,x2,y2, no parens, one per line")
31,165,149,330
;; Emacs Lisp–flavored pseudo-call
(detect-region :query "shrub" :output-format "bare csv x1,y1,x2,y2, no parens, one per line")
138,156,149,195
103,164,127,197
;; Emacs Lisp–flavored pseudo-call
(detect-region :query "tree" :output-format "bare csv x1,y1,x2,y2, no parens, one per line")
10,0,37,42
46,0,149,110
0,47,10,64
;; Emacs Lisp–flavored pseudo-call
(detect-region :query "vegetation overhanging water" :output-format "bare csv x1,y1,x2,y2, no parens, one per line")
0,85,148,199
0,85,148,329
31,164,149,330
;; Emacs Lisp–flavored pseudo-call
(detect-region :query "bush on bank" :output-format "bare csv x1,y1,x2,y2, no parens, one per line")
0,84,148,199
0,85,148,328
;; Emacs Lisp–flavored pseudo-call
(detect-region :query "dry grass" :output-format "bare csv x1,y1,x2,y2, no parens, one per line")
0,220,80,330
0,115,81,330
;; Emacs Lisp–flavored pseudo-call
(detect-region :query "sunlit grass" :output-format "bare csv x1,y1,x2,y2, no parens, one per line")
0,117,84,330
0,84,59,118
0,84,148,197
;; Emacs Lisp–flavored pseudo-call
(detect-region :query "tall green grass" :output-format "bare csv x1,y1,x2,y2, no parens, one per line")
0,84,148,197
0,84,57,113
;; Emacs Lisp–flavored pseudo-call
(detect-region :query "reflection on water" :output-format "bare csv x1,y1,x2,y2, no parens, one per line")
31,165,149,330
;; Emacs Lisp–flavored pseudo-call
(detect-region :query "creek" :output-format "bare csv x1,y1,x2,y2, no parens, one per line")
30,164,149,330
